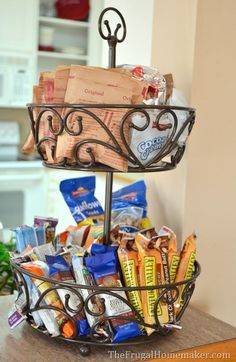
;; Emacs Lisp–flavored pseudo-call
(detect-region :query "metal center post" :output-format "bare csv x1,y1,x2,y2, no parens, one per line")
98,7,126,244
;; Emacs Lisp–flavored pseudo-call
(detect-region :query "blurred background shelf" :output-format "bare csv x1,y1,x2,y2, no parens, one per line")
37,50,88,61
38,16,90,28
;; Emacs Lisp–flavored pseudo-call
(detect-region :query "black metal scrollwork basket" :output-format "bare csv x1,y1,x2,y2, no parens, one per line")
10,7,200,357
10,259,201,356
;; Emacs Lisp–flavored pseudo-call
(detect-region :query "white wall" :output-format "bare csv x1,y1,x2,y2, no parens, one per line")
101,0,154,67
183,0,236,327
148,0,236,327
146,0,197,242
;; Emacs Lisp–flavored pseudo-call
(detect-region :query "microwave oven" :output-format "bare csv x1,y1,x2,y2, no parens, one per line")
0,52,36,107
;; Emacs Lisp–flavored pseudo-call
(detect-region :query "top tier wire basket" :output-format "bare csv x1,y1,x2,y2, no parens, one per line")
27,7,195,175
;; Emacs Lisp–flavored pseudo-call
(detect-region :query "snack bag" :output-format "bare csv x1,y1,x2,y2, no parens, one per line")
135,232,169,335
112,180,147,216
174,233,196,313
130,111,172,166
119,64,166,103
34,216,58,244
45,255,90,336
72,254,109,338
168,88,189,147
14,273,44,328
83,224,121,250
33,242,55,262
60,176,104,225
13,225,46,253
158,226,180,283
21,260,75,338
140,226,178,324
90,243,118,257
112,180,148,233
117,238,144,329
85,250,142,342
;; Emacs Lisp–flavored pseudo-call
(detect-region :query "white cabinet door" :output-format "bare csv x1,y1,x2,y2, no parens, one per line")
0,0,38,53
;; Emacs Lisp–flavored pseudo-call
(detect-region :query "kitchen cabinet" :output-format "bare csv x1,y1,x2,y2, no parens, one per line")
37,0,104,72
0,0,104,107
0,0,38,54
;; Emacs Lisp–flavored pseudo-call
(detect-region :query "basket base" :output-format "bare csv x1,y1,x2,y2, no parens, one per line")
26,318,171,348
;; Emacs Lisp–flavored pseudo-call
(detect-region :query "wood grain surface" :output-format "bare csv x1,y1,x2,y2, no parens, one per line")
0,295,236,362
145,338,236,362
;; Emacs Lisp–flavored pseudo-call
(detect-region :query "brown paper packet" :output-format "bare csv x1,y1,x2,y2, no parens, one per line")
21,131,35,154
22,71,58,159
174,233,196,313
163,73,174,103
33,77,55,163
135,233,169,335
41,72,54,103
53,65,70,104
56,65,146,171
21,83,42,155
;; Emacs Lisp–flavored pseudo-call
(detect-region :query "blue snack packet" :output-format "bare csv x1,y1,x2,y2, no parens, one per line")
45,254,90,336
14,225,46,253
90,243,118,257
59,176,104,225
112,180,147,217
85,251,141,343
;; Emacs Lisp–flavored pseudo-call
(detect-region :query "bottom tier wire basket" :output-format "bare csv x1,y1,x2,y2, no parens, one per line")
10,259,201,356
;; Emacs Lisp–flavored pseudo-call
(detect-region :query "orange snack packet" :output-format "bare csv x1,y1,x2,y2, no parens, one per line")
55,65,146,171
22,261,75,338
174,233,196,313
117,238,144,328
135,232,169,335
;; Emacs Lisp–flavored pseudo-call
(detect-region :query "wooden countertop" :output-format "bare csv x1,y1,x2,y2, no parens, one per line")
0,295,236,362
145,338,236,362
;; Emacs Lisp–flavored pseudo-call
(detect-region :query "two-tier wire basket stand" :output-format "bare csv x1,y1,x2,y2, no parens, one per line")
11,7,200,356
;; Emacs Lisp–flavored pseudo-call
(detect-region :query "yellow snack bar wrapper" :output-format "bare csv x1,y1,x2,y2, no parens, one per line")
158,226,180,284
135,233,169,335
117,238,145,331
174,233,196,313
158,242,175,324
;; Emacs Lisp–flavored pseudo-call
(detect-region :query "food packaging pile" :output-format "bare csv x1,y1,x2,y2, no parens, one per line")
23,64,190,171
9,177,196,343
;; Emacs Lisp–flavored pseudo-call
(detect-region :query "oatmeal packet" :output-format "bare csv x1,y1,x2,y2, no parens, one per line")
56,65,146,171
